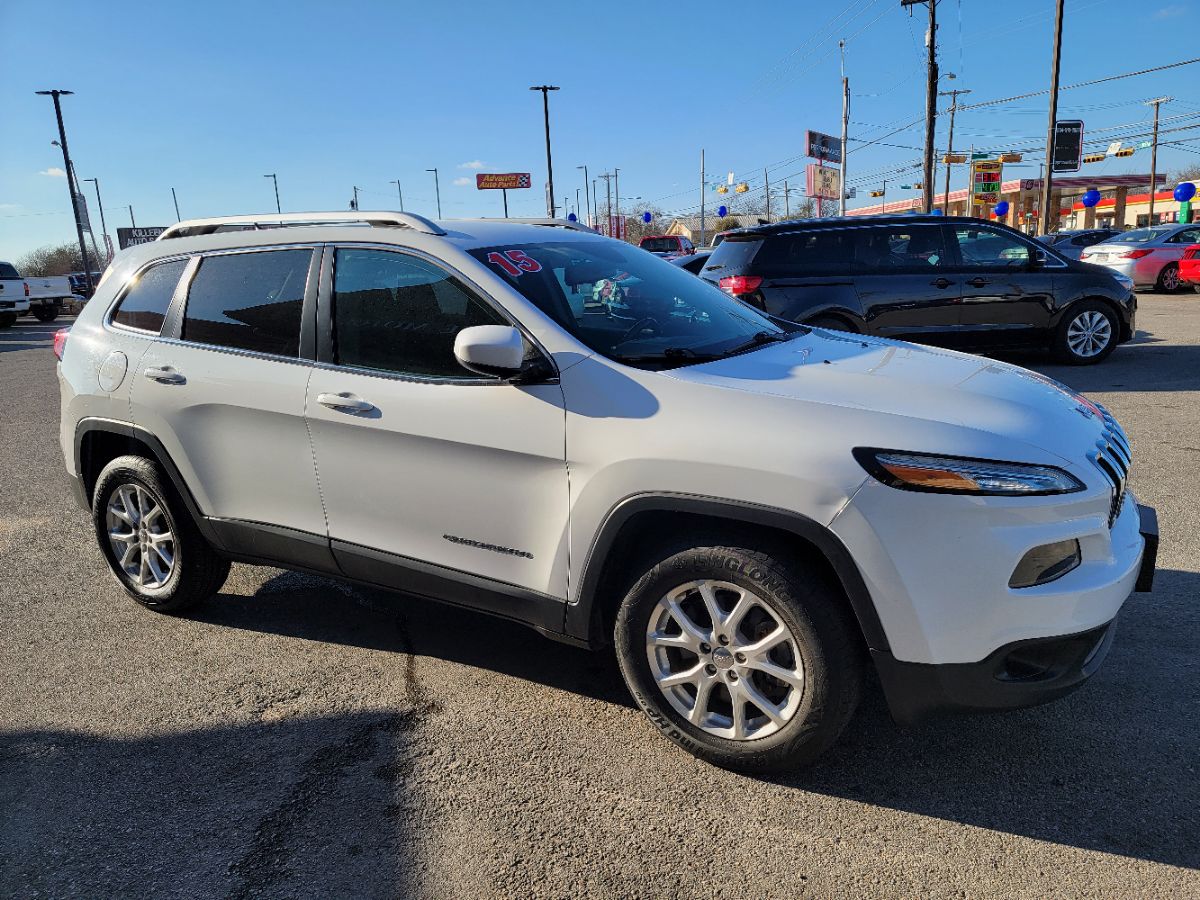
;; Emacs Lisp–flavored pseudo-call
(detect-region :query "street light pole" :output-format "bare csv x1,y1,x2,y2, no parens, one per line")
171,187,181,222
426,169,441,218
529,85,560,217
264,174,281,213
83,177,111,263
1038,0,1065,236
839,40,850,217
901,0,938,214
1146,96,1172,225
613,168,621,237
129,205,136,227
35,89,93,294
939,87,971,214
577,165,590,227
389,179,405,211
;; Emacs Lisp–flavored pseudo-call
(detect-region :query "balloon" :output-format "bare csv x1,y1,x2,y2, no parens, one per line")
993,201,1010,217
717,205,728,217
642,211,652,224
1176,182,1197,202
930,208,944,215
567,212,577,222
1081,189,1101,208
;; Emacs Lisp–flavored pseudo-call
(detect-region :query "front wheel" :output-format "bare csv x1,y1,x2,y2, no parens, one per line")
1054,301,1118,365
1156,263,1180,293
0,313,14,329
614,544,864,772
33,306,59,322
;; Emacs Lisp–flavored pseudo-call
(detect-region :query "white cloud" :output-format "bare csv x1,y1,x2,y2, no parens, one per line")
1154,4,1186,16
458,160,485,169
39,167,67,178
0,203,20,211
452,177,473,187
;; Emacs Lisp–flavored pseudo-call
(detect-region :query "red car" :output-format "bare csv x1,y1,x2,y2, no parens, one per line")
1180,243,1200,292
639,234,694,258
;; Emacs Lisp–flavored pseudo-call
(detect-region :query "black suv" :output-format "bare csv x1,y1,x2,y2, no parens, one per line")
701,214,1137,364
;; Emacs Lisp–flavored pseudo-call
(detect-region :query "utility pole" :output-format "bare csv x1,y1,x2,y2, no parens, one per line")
264,173,281,213
351,186,360,211
171,187,181,222
128,205,136,227
1038,0,1065,236
426,169,441,217
764,167,771,222
599,173,615,236
939,87,971,214
35,89,93,294
389,179,405,211
1147,96,1172,225
83,177,111,263
840,39,850,216
577,165,591,226
530,85,560,217
576,188,581,220
699,149,706,248
901,0,938,214
784,180,791,218
613,168,621,235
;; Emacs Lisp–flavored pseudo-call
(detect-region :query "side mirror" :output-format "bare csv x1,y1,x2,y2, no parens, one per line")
1031,248,1048,268
454,325,526,378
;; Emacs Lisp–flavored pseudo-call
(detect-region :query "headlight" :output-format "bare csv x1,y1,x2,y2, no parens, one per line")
853,449,1085,496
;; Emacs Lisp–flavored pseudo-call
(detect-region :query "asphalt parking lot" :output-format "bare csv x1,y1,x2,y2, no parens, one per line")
2,301,1198,899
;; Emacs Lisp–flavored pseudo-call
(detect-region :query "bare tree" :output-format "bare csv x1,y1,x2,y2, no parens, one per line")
16,243,85,276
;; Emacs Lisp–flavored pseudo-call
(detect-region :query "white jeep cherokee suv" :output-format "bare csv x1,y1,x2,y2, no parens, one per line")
57,211,1157,771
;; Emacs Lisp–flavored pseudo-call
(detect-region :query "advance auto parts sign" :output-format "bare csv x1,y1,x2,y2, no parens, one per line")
476,173,532,190
116,227,167,249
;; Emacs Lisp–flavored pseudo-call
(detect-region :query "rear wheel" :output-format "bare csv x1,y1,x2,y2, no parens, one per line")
33,306,59,322
0,313,14,329
1156,263,1180,293
1054,301,1118,365
614,543,864,772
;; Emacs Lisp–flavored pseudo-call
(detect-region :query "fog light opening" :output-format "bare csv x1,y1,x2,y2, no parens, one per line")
1009,539,1081,589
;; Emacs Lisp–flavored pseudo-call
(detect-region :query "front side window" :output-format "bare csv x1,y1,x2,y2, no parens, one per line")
1168,228,1200,244
853,225,947,273
469,239,786,369
951,226,1030,267
111,258,188,333
182,249,311,357
333,248,506,379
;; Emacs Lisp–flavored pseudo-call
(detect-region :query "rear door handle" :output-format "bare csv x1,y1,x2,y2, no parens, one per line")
144,366,185,385
316,392,375,414
966,277,991,287
930,278,954,289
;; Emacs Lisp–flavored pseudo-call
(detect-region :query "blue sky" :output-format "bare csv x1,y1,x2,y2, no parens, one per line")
2,0,1197,258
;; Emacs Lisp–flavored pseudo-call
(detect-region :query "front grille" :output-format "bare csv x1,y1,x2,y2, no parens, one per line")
1089,404,1131,527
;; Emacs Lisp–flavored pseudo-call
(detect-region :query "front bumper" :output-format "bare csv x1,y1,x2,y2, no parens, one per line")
871,503,1157,723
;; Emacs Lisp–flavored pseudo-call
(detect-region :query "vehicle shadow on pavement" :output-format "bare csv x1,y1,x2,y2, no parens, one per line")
189,569,635,710
773,566,1200,871
0,711,418,897
1003,335,1200,393
0,320,66,354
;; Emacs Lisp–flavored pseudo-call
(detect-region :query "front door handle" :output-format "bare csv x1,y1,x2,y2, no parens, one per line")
930,277,954,289
317,392,375,414
966,277,991,287
144,366,185,385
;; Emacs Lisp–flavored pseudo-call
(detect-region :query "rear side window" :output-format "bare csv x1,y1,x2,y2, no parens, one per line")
852,225,948,273
182,249,311,357
702,237,763,277
111,259,187,333
0,263,20,279
757,230,854,276
640,237,680,253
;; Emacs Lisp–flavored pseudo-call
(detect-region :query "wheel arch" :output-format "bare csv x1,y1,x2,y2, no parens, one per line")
565,494,889,654
1055,294,1129,339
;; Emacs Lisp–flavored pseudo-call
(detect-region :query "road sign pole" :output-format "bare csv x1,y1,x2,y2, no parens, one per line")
503,188,509,217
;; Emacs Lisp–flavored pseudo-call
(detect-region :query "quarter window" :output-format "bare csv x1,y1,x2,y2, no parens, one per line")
332,248,506,379
182,249,311,357
952,227,1031,267
111,258,188,333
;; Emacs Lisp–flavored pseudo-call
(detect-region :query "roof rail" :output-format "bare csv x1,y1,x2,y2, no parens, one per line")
448,217,597,233
157,211,447,241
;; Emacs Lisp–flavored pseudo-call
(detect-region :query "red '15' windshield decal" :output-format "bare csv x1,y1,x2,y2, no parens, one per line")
487,250,542,276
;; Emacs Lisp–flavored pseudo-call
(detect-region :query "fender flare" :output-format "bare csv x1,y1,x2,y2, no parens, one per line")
564,493,889,653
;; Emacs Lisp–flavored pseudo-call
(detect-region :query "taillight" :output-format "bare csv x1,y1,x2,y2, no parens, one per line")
719,275,763,296
53,328,69,361
1184,247,1199,260
1120,249,1153,259
24,282,30,296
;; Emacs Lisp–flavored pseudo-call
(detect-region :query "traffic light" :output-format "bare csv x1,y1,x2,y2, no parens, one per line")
999,153,1023,163
943,154,967,164
1114,147,1135,158
870,190,885,198
1083,153,1106,164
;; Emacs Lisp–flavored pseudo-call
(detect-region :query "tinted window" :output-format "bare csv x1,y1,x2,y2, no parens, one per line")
853,225,948,273
182,250,310,356
0,263,20,279
757,229,854,276
640,238,680,253
1168,228,1200,244
702,237,762,277
111,259,187,333
333,248,506,378
951,227,1030,267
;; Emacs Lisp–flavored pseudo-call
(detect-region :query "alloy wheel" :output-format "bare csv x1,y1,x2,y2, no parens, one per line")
1161,266,1179,291
106,483,176,588
645,580,805,740
1066,310,1112,358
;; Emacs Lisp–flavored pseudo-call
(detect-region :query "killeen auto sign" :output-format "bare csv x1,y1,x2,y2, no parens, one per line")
476,173,532,190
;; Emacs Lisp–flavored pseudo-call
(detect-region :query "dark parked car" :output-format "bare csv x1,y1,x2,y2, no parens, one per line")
700,214,1137,364
638,235,694,257
669,250,712,274
1036,228,1123,261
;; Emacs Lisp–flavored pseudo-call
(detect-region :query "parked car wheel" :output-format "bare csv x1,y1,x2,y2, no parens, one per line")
33,307,59,322
614,542,864,772
807,315,858,333
0,313,14,329
92,455,230,612
1155,263,1180,293
1055,301,1119,365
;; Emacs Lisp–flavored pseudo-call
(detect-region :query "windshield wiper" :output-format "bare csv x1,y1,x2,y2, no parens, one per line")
720,330,792,357
614,347,724,367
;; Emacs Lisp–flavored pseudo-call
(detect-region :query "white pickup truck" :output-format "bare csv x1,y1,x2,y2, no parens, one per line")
0,261,81,325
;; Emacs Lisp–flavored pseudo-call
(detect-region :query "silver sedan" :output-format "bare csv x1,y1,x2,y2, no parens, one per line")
1036,228,1122,261
1080,223,1200,291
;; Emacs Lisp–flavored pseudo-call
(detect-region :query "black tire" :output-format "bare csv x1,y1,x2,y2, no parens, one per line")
807,315,858,333
33,306,59,322
0,313,14,329
1053,300,1119,365
614,542,864,772
1155,263,1180,293
92,455,229,612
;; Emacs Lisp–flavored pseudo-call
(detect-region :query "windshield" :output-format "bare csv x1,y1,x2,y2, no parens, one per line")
1112,228,1171,243
639,237,680,253
469,240,789,369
